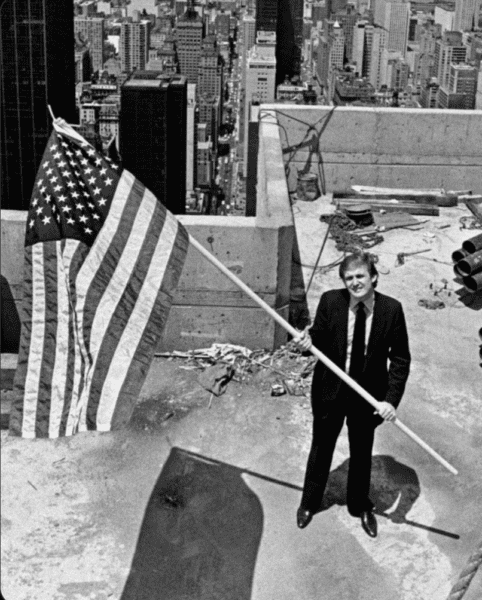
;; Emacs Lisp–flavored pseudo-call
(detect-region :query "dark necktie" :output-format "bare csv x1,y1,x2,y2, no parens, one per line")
349,302,366,381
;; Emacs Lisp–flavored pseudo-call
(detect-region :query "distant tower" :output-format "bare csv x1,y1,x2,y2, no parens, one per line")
454,0,480,31
434,31,467,88
255,0,278,33
74,15,105,74
119,17,151,73
120,72,188,214
244,32,277,175
0,0,76,210
176,1,204,84
256,0,304,84
374,0,410,57
242,14,257,53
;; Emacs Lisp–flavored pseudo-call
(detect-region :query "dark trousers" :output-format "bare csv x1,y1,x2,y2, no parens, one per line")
300,395,376,516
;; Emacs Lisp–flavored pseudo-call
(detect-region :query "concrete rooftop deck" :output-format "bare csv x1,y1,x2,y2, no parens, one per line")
1,194,481,600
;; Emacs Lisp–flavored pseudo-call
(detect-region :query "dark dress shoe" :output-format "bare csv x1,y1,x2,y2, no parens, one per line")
360,510,378,538
297,507,313,529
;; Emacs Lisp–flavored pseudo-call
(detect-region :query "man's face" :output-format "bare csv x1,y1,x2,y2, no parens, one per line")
343,264,376,302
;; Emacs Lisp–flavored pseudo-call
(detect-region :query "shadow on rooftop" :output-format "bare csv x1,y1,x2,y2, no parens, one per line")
315,454,460,540
120,447,264,600
454,286,482,311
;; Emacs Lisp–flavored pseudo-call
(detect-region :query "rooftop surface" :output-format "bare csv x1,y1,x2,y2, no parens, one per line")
1,195,481,600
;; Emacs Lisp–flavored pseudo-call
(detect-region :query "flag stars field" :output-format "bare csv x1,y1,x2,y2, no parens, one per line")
25,130,120,247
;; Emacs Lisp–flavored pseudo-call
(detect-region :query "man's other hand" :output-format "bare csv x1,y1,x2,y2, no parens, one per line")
375,401,397,422
293,329,312,352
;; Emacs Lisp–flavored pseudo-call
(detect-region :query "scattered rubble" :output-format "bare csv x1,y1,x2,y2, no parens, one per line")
155,342,316,397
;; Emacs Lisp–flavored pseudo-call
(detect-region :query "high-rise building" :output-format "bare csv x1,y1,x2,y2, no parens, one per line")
380,50,409,89
256,0,304,84
75,33,92,83
198,36,224,99
374,0,410,56
476,65,482,108
330,21,345,69
454,0,480,32
276,0,305,83
177,4,204,84
74,16,105,73
420,77,440,107
244,32,277,175
120,72,187,214
332,5,359,62
434,6,455,34
367,26,388,88
119,18,151,73
1,0,76,210
186,83,197,192
243,14,257,53
434,31,467,88
438,63,478,108
352,21,368,76
256,0,278,32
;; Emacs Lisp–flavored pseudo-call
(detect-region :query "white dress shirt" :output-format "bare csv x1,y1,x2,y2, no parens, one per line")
345,292,375,372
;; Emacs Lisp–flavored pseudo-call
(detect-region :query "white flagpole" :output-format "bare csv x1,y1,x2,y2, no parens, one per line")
188,234,458,476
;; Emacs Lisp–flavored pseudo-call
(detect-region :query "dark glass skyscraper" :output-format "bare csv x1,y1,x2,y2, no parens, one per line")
255,0,304,84
0,0,76,210
120,72,187,215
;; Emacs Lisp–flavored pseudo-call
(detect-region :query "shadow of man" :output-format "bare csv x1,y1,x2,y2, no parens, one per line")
315,454,420,524
120,447,264,600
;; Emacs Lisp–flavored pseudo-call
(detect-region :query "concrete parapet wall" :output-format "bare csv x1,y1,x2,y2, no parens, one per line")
262,105,482,193
1,128,295,351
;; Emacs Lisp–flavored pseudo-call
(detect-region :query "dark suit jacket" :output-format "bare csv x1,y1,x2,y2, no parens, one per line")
309,288,411,420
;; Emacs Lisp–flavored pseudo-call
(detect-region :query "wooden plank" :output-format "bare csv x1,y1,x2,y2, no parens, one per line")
352,184,445,196
337,200,439,216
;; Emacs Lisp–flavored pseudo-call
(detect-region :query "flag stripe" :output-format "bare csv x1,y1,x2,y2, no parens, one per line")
83,185,169,429
111,212,190,429
48,240,80,437
72,174,157,431
34,242,61,437
81,174,148,363
21,244,48,437
9,246,35,437
60,240,90,437
94,201,181,431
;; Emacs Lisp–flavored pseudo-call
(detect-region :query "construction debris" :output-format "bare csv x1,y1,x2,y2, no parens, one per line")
271,383,286,397
319,211,384,252
155,342,316,396
198,364,235,397
396,248,432,266
418,298,446,310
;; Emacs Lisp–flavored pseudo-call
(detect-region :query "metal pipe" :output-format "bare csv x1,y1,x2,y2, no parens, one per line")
454,263,465,277
452,248,469,263
462,233,482,254
463,272,482,293
457,249,482,277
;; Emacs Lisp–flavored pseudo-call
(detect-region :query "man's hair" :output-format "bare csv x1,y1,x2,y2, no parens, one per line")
339,252,379,287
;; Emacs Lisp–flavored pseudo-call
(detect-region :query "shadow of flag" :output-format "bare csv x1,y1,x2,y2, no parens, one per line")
121,447,264,600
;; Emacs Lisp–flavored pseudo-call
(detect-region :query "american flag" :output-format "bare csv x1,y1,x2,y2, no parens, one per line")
9,120,189,438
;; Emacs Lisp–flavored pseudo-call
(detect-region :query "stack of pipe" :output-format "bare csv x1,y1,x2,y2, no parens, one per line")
452,233,482,292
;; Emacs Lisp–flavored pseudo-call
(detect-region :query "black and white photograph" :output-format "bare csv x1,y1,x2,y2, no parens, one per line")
1,0,481,598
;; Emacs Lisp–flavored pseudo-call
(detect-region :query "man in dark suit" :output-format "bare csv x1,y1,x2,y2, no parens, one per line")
294,251,411,537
